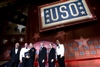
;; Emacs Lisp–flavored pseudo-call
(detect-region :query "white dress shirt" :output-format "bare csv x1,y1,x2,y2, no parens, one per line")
56,44,65,57
20,47,30,61
15,48,18,54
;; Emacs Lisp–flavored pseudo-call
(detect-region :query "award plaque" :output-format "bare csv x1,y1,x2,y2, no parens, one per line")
25,51,30,58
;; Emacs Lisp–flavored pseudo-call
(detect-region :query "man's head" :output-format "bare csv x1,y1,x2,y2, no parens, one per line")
29,43,33,48
24,43,28,48
40,42,44,47
56,40,60,45
15,43,19,48
49,43,53,48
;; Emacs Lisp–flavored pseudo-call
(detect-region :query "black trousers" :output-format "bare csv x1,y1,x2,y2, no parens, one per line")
39,61,45,67
48,61,55,67
21,57,28,67
57,55,65,67
28,58,34,67
10,61,19,67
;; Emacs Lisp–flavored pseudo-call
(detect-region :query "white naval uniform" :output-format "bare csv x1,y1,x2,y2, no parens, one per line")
56,44,65,67
56,44,64,57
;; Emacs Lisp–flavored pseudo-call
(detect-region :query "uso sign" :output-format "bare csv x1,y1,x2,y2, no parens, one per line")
38,0,96,32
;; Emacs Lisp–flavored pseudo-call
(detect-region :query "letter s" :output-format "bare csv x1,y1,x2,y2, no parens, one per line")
59,5,69,19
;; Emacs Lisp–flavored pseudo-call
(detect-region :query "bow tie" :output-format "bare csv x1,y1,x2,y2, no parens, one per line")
58,46,60,48
26,47,28,49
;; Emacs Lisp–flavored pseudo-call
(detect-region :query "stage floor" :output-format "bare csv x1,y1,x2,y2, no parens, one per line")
0,58,100,67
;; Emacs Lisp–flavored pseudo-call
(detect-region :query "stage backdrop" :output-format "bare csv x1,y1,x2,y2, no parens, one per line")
1,0,100,61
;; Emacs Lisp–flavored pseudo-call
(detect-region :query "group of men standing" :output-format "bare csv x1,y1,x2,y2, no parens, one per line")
10,43,36,67
10,40,66,67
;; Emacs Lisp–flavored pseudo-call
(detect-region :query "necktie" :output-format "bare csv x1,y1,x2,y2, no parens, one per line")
26,47,28,49
15,48,18,49
40,47,42,51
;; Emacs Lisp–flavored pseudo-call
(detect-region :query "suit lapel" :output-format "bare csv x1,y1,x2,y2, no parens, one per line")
49,48,52,53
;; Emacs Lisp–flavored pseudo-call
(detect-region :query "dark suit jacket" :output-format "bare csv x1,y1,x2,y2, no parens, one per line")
38,47,47,62
48,48,55,62
28,47,36,67
29,47,36,59
10,47,20,63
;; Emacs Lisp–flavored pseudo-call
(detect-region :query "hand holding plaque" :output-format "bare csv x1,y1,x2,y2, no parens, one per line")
25,51,30,59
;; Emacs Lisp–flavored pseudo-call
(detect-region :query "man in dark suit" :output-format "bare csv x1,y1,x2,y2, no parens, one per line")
38,42,47,67
48,43,55,67
28,43,36,67
10,43,20,67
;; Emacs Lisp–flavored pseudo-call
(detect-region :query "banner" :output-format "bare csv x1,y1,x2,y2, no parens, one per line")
38,0,96,32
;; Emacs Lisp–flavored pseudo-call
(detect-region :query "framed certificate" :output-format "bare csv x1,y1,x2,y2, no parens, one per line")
38,0,96,32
